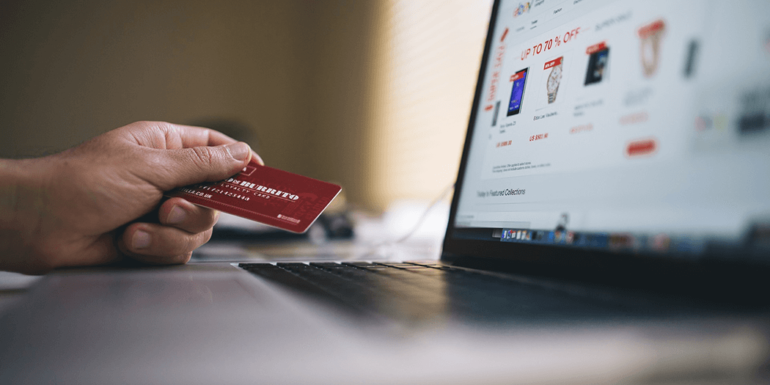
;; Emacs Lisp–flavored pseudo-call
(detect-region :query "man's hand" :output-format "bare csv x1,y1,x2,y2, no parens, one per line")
0,121,263,274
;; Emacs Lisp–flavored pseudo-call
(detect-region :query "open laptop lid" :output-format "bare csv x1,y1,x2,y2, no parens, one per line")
442,0,770,285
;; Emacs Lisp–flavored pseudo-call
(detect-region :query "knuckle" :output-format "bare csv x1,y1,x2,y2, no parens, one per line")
190,146,215,168
175,252,193,264
156,121,179,136
166,240,189,258
172,233,201,257
141,120,167,128
134,120,163,133
191,231,207,249
202,230,213,244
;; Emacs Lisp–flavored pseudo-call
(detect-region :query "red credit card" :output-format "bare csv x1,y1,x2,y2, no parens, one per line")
166,160,342,233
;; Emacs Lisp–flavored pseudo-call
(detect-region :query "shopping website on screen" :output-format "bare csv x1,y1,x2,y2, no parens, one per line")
455,0,770,256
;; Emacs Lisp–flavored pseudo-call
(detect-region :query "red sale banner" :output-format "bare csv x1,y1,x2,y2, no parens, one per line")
638,20,665,38
543,57,563,70
486,44,505,102
586,42,607,55
520,27,581,61
510,71,525,82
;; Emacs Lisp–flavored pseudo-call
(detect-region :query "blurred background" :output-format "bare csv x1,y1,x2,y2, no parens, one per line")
0,0,492,212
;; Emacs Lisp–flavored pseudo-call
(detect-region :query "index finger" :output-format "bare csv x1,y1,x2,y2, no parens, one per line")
163,124,264,165
167,124,238,148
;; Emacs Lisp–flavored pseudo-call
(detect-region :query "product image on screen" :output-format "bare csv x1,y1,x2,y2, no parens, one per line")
683,40,698,78
507,68,528,116
638,19,665,77
585,45,609,85
492,101,501,126
545,57,563,104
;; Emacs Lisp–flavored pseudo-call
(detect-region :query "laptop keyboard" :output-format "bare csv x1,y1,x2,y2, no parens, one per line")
240,261,644,325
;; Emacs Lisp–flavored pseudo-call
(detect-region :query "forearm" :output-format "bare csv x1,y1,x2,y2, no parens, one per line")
0,158,50,273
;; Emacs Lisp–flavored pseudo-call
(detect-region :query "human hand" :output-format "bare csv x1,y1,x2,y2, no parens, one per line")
0,121,262,274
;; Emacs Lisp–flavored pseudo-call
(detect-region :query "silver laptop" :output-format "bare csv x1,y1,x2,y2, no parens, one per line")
2,1,770,384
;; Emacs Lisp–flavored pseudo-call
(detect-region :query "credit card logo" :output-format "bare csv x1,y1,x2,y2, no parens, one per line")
226,177,300,201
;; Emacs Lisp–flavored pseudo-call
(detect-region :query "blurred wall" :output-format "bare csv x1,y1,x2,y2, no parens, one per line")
1,0,314,171
0,0,488,211
366,0,490,208
302,1,377,209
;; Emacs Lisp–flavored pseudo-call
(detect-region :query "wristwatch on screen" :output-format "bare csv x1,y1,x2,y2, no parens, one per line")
639,20,666,77
547,63,562,104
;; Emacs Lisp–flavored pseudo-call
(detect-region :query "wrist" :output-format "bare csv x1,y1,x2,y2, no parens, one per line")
0,157,54,272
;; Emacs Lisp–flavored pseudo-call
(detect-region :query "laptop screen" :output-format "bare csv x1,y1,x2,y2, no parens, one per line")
453,0,770,260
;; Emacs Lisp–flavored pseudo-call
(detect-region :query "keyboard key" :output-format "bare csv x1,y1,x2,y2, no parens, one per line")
240,262,639,325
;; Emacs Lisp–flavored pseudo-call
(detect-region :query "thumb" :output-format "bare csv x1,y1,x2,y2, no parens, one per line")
150,142,252,191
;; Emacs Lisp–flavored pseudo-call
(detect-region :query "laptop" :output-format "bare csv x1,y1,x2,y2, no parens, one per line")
2,0,770,383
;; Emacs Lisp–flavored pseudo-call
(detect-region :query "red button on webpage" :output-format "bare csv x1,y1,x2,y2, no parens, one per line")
626,139,657,157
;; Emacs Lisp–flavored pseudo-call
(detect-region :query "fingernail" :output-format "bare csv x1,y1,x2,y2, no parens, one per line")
133,230,151,249
226,142,251,162
167,205,187,224
252,151,265,166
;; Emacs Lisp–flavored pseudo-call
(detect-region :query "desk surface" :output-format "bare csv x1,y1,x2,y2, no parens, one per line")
2,257,770,384
0,271,41,316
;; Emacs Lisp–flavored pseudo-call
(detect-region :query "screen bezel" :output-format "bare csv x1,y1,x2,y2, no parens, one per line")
440,0,770,296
